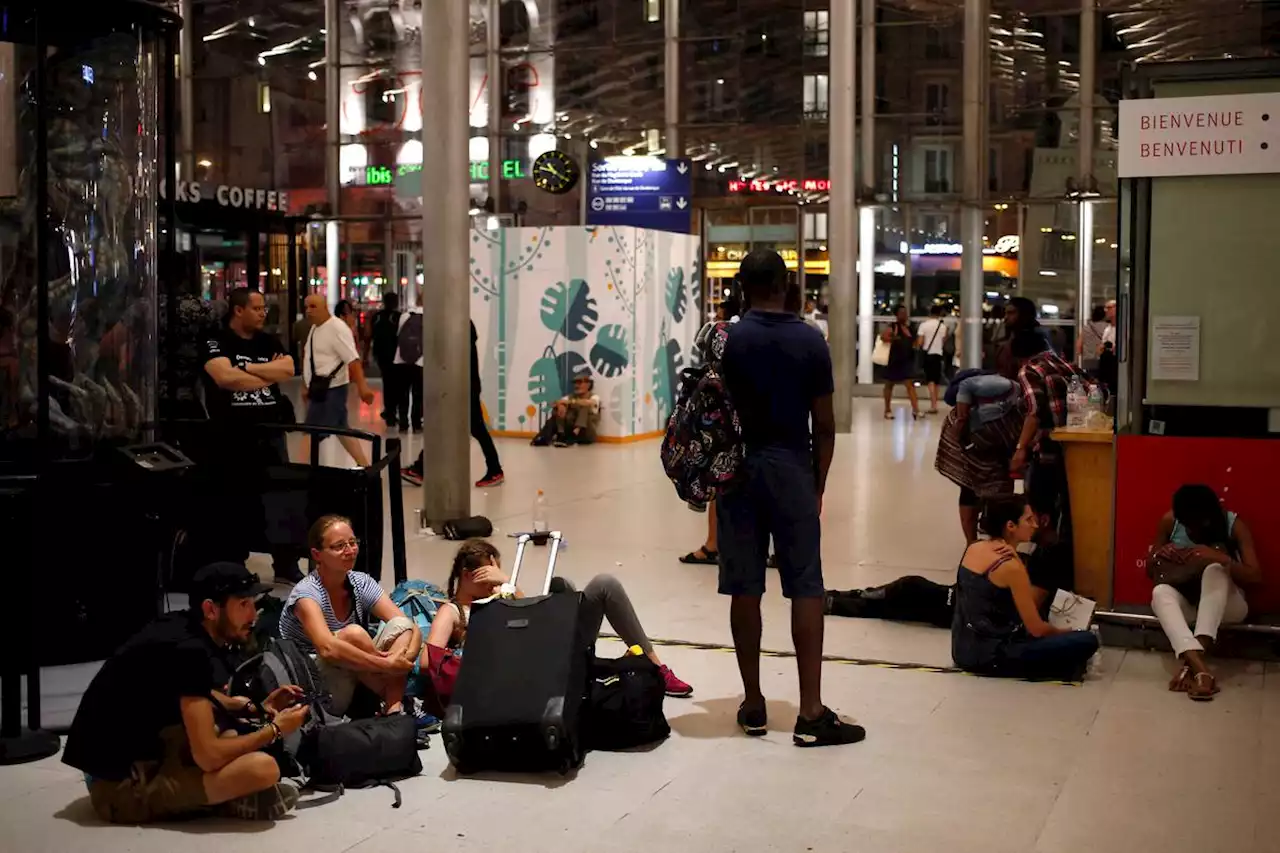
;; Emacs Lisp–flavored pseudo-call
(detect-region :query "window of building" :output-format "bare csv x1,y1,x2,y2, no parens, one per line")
804,211,829,244
803,73,829,121
925,82,948,125
804,10,829,57
925,26,952,60
989,147,1000,193
924,148,952,194
257,82,271,114
645,0,660,23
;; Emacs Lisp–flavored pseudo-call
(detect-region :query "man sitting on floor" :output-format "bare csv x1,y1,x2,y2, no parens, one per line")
63,563,311,823
825,493,1071,626
552,371,601,446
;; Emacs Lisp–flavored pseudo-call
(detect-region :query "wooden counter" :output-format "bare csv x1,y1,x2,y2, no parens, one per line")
1051,427,1116,606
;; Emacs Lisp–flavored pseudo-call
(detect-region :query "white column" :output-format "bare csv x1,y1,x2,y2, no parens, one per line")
487,0,502,211
828,0,858,429
420,0,473,524
960,0,989,369
856,0,876,384
325,221,340,310
1076,0,1097,344
664,0,681,156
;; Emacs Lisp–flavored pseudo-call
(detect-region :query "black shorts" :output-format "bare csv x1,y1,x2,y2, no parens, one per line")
717,447,824,599
923,354,945,384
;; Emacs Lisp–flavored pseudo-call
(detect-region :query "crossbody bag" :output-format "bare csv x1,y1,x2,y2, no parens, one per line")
307,327,345,402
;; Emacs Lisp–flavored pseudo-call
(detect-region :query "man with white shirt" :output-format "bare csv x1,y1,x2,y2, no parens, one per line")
1101,299,1117,351
302,294,375,466
915,304,950,414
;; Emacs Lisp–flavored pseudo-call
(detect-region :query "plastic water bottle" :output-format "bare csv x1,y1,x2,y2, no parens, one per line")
1086,382,1105,427
532,489,549,534
1066,376,1086,428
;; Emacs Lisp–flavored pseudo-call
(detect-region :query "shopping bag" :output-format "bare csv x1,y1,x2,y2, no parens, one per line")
1049,590,1096,631
872,338,891,367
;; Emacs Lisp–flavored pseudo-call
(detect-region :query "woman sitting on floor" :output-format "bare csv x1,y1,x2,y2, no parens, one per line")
425,539,693,699
278,515,421,715
1148,484,1261,701
952,495,1098,681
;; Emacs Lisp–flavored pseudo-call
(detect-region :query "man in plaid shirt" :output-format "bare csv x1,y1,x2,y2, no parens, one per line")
1011,331,1088,521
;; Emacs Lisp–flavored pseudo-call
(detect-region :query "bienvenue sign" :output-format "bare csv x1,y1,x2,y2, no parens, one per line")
159,180,290,212
1118,92,1280,178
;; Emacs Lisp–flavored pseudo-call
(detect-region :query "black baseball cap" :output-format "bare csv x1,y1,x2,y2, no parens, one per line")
189,562,272,606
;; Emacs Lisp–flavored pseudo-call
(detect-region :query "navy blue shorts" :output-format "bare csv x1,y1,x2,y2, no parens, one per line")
305,385,350,432
716,447,824,599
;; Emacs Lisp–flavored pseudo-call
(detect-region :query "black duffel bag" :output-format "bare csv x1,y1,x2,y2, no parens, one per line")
583,655,670,752
298,714,423,807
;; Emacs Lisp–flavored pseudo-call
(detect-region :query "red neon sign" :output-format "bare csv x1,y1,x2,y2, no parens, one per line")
728,178,832,194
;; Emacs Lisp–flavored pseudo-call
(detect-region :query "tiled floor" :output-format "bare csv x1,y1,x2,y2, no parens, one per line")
6,387,1277,852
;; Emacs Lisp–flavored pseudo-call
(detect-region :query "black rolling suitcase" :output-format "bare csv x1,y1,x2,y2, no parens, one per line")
442,532,590,775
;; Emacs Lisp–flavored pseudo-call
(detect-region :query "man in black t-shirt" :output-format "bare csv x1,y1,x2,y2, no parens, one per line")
201,288,303,583
63,563,310,823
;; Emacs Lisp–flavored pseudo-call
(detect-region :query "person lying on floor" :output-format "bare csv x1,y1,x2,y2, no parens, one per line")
278,514,422,716
424,539,693,700
827,492,1070,629
952,495,1098,681
1148,484,1261,701
63,563,310,823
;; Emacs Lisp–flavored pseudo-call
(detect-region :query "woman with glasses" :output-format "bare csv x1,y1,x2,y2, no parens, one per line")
278,514,421,715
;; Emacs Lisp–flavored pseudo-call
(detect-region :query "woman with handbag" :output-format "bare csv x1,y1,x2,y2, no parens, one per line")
879,305,920,420
1148,484,1262,701
424,539,693,705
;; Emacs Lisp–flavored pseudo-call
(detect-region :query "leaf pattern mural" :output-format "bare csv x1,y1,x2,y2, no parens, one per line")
665,266,688,323
589,323,630,378
540,278,599,341
651,338,683,423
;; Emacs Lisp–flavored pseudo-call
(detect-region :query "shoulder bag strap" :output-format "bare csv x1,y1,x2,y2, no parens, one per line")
926,320,944,352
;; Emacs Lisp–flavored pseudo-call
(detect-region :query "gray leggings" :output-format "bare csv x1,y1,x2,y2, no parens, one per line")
551,574,655,656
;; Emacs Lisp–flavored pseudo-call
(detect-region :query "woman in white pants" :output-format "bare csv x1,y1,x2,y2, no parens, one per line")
1148,485,1261,701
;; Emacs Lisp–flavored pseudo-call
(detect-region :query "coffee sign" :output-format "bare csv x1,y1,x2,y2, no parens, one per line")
160,180,290,212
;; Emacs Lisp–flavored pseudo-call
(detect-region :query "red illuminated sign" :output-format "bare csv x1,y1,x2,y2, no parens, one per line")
728,178,832,194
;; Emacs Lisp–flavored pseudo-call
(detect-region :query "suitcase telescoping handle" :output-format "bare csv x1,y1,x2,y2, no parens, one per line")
508,531,563,596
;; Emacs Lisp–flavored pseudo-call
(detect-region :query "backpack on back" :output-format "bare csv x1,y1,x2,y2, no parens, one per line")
370,309,402,364
397,312,423,365
661,323,744,506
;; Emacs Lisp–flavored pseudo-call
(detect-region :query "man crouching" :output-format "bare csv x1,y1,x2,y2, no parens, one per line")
63,563,310,823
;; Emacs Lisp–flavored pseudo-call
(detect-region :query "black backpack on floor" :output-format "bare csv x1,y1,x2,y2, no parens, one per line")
583,655,670,752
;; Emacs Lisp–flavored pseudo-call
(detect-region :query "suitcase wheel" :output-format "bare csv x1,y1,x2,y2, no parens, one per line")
544,727,560,752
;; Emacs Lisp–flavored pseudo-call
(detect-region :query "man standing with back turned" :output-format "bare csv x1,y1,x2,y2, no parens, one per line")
717,250,865,747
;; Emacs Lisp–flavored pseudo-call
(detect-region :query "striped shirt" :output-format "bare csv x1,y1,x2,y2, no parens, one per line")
279,571,384,653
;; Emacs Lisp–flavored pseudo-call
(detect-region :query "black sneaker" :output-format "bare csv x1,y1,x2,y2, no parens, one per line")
793,707,866,748
737,702,768,737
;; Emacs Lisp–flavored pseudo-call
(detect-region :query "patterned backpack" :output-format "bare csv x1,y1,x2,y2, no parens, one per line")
660,322,744,506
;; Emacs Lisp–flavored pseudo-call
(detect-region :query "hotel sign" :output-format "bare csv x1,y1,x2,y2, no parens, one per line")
1118,92,1280,178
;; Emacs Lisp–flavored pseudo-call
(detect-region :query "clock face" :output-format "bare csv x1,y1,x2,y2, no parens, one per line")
532,150,581,195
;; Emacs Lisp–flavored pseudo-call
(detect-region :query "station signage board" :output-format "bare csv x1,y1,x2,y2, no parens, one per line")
586,157,692,233
1118,92,1280,178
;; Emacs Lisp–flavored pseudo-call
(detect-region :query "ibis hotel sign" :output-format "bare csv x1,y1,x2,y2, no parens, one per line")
1119,92,1280,178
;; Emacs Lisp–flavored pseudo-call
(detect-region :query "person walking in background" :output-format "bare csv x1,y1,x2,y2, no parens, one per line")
369,293,403,426
393,299,424,432
1077,304,1108,373
301,294,375,467
717,249,863,748
471,320,504,487
201,288,303,583
291,300,311,376
915,304,949,415
881,304,920,420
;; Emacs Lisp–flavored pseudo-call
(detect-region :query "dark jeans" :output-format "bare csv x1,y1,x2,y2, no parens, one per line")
395,364,423,428
828,576,954,628
207,431,297,575
962,630,1098,682
471,393,502,476
376,357,397,420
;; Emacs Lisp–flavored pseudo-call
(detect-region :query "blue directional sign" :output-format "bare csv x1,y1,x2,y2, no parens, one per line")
586,157,693,233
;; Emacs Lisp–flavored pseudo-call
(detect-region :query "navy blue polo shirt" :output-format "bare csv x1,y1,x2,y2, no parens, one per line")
721,310,834,452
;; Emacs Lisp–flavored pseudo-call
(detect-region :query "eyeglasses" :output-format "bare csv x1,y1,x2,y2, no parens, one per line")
325,538,361,554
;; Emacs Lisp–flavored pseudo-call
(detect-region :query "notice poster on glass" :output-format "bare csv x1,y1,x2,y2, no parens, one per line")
1150,316,1201,381
0,44,14,198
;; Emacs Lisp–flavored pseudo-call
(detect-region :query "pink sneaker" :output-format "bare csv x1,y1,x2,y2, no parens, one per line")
660,665,693,698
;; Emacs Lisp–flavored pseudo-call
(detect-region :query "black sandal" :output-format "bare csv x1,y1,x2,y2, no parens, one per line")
680,548,718,565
